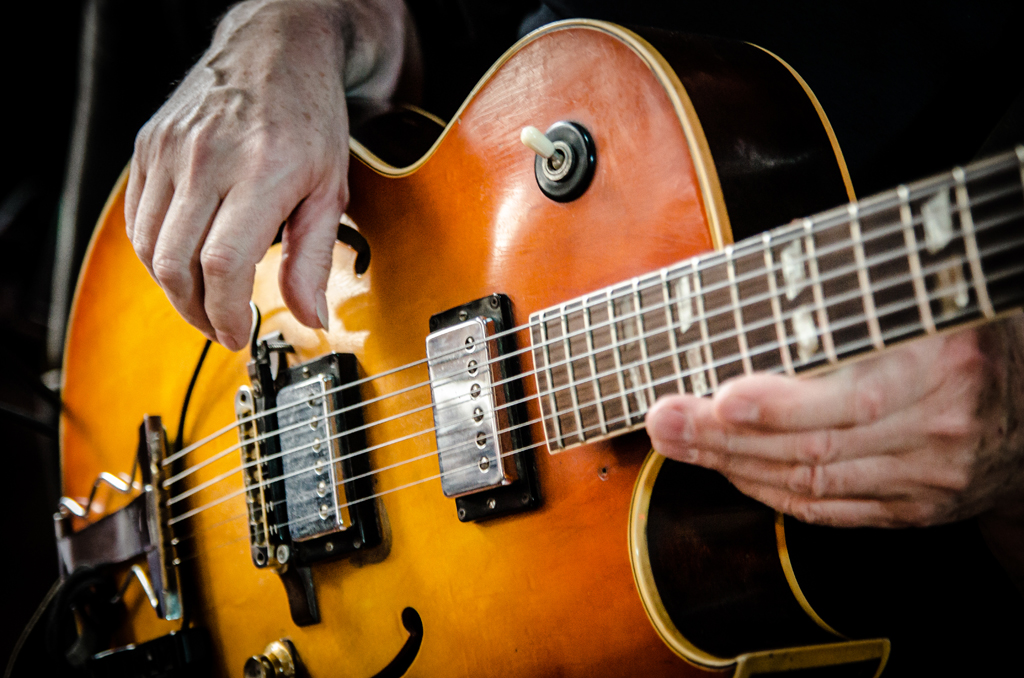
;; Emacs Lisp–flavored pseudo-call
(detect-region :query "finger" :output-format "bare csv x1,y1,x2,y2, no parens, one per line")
151,189,221,337
728,476,944,528
711,343,939,431
646,393,929,465
124,153,147,241
278,171,347,330
695,450,932,500
200,181,296,351
129,168,176,277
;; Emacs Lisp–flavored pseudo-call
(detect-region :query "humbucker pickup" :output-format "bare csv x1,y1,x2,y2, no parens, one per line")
235,350,380,571
426,294,540,521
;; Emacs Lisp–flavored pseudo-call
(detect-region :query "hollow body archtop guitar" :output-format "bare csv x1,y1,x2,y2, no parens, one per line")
58,19,1024,678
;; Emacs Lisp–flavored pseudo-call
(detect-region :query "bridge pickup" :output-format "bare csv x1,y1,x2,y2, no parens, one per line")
237,351,380,571
427,294,540,520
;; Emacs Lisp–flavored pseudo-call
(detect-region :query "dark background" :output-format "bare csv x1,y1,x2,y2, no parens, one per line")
2,0,1023,675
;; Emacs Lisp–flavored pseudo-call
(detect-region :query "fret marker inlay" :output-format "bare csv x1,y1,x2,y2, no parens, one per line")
781,238,806,300
922,188,953,253
792,307,819,362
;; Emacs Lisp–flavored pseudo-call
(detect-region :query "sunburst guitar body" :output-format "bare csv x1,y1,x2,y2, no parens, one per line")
61,19,1024,678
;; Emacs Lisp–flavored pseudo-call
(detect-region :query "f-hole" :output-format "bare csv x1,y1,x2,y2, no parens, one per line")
368,607,423,678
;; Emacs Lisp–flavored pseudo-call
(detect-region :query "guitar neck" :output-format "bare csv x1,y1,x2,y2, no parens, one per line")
530,147,1024,452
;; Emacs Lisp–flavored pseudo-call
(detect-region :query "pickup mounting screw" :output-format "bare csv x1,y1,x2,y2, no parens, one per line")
486,498,497,510
489,295,500,309
478,455,490,470
325,541,334,552
470,383,481,398
476,434,487,449
458,310,469,321
276,544,290,564
473,407,484,423
458,508,467,520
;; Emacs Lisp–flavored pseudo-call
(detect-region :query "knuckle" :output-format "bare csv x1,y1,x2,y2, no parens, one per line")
808,465,832,498
131,233,153,264
799,430,833,464
853,379,885,424
788,465,812,495
151,253,190,290
788,497,821,525
200,242,245,280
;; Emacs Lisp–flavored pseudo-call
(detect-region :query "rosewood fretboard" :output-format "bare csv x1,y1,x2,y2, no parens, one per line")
530,148,1024,452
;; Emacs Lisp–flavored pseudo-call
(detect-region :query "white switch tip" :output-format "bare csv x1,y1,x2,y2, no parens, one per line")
520,126,555,159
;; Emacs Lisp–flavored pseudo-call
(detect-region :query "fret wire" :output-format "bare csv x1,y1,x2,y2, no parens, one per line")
692,260,719,392
520,191,1024,401
803,218,838,363
525,220,1024,428
524,177,1020,372
762,232,795,375
525,257,1024,442
848,204,884,349
726,246,754,374
632,279,658,411
522,204,1024,408
559,305,586,444
606,295,633,423
538,313,564,448
660,270,686,393
581,298,608,436
539,279,1000,445
897,185,936,334
953,167,995,318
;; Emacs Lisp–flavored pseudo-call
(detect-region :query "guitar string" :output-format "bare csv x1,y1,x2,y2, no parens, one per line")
160,198,1024,512
278,271,1019,538
165,223,1011,518
169,151,1024,557
173,267,1014,555
166,247,1024,541
273,258,1023,537
158,175,1024,497
160,161,1023,469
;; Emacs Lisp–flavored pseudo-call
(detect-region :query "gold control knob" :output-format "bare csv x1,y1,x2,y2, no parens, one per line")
243,640,297,678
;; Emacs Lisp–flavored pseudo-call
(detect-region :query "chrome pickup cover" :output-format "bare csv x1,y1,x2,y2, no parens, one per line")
427,317,513,497
277,375,351,540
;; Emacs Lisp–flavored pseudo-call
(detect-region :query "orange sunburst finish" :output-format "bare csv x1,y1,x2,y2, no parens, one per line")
62,23,725,677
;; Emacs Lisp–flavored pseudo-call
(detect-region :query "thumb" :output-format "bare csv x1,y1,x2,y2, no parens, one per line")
279,174,348,330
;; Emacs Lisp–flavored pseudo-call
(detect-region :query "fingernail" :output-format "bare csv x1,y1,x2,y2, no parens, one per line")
316,291,329,330
719,396,759,423
216,329,241,352
646,403,694,445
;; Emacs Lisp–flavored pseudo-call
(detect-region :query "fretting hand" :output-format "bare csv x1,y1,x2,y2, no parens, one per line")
125,0,415,350
645,318,1024,530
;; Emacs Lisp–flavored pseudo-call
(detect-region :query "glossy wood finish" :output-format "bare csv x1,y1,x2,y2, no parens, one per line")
60,21,839,678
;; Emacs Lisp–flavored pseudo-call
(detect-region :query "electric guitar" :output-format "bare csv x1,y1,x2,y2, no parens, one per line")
56,20,1024,678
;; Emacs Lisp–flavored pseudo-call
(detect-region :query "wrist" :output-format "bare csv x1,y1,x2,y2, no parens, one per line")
213,0,413,102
